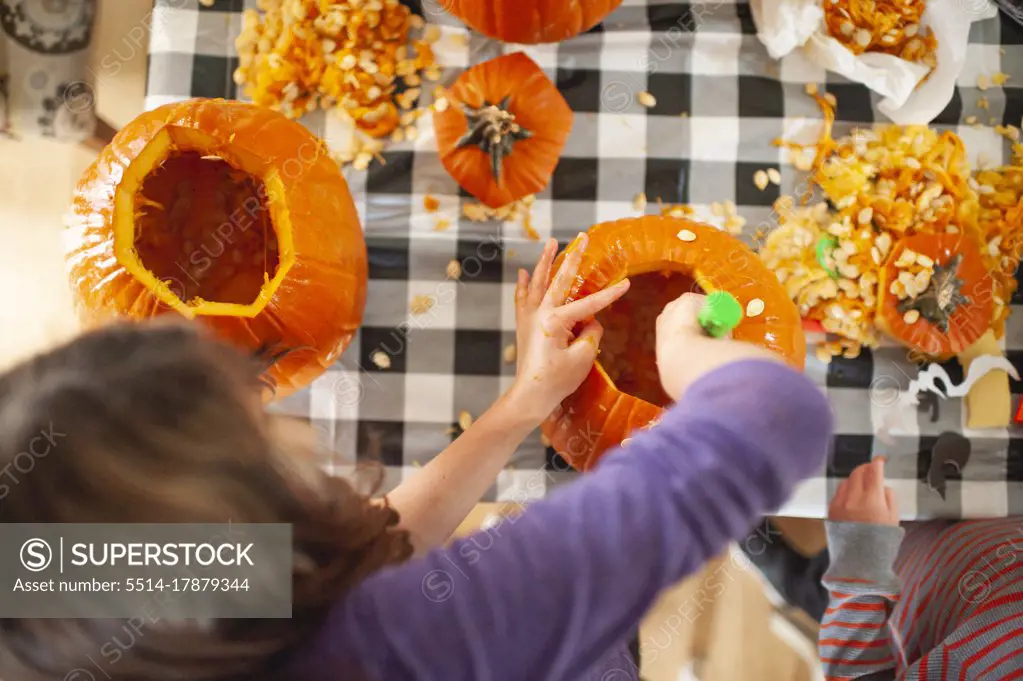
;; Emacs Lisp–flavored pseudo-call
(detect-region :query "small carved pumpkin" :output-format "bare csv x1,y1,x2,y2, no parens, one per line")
64,98,368,397
444,0,624,44
433,52,573,209
876,232,993,357
540,217,806,471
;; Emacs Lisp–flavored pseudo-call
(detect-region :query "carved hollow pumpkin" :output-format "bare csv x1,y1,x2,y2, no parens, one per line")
540,217,806,471
876,232,993,357
444,0,624,44
64,98,368,397
433,52,573,209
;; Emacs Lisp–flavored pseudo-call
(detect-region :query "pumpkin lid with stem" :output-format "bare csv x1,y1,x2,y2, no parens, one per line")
876,232,994,357
455,95,534,184
433,52,573,209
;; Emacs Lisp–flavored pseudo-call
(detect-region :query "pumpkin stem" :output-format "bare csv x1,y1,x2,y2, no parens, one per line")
897,254,971,333
455,97,533,185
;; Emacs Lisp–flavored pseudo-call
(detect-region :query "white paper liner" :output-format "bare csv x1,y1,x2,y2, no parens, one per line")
751,0,998,125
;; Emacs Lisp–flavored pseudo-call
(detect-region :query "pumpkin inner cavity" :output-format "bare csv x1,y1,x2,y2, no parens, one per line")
455,97,533,184
897,253,971,333
133,151,279,306
596,270,704,407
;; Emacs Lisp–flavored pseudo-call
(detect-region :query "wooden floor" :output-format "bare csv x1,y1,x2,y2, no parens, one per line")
2,4,825,679
456,506,825,681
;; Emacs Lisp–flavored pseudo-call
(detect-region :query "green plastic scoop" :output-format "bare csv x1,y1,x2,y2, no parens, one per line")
698,291,743,338
816,235,840,279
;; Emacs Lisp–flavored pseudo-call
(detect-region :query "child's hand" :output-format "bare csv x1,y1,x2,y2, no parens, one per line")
508,235,630,424
655,292,781,402
828,458,900,526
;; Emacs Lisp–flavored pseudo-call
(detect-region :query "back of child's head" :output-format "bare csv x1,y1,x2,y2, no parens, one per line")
0,321,411,681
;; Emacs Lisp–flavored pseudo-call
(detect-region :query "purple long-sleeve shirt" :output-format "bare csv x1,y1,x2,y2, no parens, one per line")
302,359,834,680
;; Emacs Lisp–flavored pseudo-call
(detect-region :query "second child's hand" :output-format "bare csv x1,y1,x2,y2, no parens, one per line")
829,458,900,526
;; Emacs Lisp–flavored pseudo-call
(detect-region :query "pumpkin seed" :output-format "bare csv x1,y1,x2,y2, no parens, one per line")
746,298,765,317
637,91,657,108
753,170,769,191
676,229,697,242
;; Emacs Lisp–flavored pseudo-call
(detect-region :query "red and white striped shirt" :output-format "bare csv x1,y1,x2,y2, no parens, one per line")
820,519,1023,679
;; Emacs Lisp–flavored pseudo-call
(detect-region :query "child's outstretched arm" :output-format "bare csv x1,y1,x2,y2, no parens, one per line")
385,235,630,555
304,294,834,681
820,459,905,679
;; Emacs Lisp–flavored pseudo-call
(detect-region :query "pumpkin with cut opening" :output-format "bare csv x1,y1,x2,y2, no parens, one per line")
444,0,623,44
876,232,993,358
540,216,806,471
64,98,367,398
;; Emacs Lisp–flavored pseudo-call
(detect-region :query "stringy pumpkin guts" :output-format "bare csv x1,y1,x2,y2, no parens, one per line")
765,91,1023,361
234,0,436,137
823,0,937,68
456,97,533,184
462,195,540,240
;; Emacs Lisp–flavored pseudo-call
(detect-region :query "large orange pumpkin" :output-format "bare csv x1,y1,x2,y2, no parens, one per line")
444,0,624,44
64,98,367,397
433,52,573,208
876,232,993,357
540,217,806,471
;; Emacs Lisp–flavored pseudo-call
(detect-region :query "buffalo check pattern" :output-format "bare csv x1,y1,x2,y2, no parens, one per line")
145,0,1023,518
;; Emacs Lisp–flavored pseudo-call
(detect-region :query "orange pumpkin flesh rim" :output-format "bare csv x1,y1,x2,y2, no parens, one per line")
66,99,368,398
540,217,806,472
112,125,295,320
875,232,993,357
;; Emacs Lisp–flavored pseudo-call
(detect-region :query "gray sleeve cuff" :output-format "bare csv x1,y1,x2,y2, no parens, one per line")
824,521,905,591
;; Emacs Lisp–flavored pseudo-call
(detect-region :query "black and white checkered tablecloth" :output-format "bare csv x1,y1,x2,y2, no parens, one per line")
144,0,1023,519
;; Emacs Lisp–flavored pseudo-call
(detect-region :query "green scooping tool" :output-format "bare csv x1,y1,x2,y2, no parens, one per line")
698,291,743,338
816,235,840,279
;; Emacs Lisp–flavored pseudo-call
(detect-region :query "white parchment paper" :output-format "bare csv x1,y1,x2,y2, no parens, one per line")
750,0,998,125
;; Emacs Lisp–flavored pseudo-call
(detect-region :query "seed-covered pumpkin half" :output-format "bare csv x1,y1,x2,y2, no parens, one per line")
445,0,624,44
433,52,573,209
876,232,993,357
64,98,368,398
540,217,806,471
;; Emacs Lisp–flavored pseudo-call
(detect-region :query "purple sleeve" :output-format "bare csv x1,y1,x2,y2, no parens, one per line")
306,359,833,681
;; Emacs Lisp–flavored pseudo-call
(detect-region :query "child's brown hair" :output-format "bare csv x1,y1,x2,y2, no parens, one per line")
0,320,411,681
